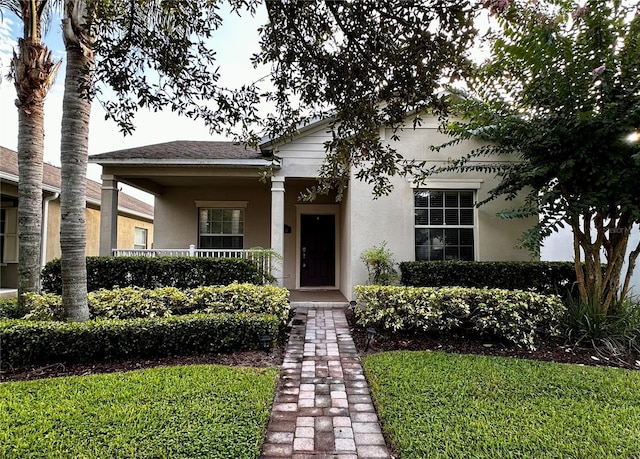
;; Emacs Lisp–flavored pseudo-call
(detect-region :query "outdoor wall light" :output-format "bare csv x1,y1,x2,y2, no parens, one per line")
261,335,273,354
365,327,377,351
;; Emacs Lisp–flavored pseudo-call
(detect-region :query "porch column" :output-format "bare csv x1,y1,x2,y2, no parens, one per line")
270,176,285,287
99,175,119,256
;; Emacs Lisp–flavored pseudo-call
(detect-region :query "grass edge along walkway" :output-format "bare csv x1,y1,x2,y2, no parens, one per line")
363,351,640,459
0,364,279,458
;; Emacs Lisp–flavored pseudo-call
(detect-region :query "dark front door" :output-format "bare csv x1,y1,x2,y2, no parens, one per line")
300,214,336,287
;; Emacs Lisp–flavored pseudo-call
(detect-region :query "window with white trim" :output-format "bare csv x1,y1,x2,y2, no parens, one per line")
198,208,244,249
134,227,148,250
415,190,475,261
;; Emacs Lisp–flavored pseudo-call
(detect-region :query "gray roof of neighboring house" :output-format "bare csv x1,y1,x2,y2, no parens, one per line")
1,146,153,219
89,140,265,163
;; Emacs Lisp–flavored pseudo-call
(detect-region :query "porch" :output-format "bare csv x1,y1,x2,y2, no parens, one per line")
112,247,273,281
89,140,352,297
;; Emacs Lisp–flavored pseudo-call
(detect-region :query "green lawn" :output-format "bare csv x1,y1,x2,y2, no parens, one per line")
0,365,278,458
363,351,640,459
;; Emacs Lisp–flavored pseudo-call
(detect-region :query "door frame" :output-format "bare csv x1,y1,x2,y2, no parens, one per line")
295,204,340,289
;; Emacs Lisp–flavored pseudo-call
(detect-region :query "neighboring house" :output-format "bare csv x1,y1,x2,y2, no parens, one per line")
89,116,535,299
0,146,154,289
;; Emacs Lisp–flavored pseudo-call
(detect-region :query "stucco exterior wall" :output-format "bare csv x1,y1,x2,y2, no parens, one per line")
44,201,153,260
268,117,535,296
116,214,154,250
153,180,271,250
339,123,536,296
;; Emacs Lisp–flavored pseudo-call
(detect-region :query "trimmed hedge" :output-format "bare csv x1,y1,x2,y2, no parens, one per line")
354,285,566,349
400,261,577,295
0,299,25,320
23,283,291,324
41,256,261,294
0,313,280,366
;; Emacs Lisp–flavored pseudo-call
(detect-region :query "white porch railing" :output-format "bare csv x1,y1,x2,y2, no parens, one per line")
112,245,273,281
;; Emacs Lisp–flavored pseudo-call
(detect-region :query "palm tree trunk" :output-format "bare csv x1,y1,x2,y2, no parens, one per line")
60,0,93,321
17,106,45,302
12,25,61,307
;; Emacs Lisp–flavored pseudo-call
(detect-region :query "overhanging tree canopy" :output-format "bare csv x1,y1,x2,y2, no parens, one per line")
425,0,640,313
254,0,478,198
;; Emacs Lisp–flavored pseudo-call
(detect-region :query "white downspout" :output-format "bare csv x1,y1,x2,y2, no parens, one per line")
41,192,59,267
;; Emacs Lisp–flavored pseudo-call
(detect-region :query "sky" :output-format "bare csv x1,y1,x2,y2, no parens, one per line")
0,4,269,196
0,4,638,292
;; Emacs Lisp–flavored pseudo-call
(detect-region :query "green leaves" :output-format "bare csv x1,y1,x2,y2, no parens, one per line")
85,0,262,137
360,242,399,286
400,260,579,296
0,312,280,366
41,256,261,294
22,283,291,324
435,0,640,311
354,285,566,349
256,0,478,197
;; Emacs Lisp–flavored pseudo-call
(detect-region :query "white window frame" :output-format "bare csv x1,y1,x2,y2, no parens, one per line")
197,207,245,250
134,227,148,250
414,189,477,261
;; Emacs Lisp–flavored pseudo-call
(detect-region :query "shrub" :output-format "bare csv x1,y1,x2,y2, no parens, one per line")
0,313,280,366
0,298,26,319
354,285,566,349
190,283,290,323
400,261,578,296
360,242,399,285
88,286,186,319
21,284,290,324
41,256,261,294
564,295,640,358
21,293,64,321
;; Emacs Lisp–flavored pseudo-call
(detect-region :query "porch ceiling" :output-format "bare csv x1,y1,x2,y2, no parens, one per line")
117,174,269,196
107,168,322,197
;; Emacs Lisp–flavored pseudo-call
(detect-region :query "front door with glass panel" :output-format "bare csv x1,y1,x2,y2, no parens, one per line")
300,214,336,287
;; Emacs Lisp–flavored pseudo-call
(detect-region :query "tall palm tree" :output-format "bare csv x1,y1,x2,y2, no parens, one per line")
2,0,61,308
59,0,93,321
57,0,259,321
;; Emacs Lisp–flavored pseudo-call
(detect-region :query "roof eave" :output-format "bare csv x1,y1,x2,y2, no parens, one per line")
88,158,277,168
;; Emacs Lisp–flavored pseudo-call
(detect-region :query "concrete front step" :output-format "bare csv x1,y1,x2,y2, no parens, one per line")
290,301,349,310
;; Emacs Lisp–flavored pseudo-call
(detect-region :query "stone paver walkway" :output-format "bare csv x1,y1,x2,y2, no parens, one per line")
260,306,392,459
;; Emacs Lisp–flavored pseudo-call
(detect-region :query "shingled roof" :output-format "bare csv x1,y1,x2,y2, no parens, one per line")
90,140,264,162
1,146,153,219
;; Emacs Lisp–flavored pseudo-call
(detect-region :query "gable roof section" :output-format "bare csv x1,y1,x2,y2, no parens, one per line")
89,140,268,167
259,117,333,153
1,146,153,219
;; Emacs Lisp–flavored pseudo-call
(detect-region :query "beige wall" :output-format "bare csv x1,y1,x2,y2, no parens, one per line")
154,180,272,250
338,122,536,297
152,177,343,291
270,118,536,297
45,201,153,260
0,187,153,288
116,214,154,250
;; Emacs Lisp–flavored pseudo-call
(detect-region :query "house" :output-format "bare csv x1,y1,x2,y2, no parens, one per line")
0,146,154,289
89,116,535,299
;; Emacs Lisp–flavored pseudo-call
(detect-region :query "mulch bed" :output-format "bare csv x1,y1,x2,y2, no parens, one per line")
2,311,638,383
0,348,285,383
346,308,640,371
